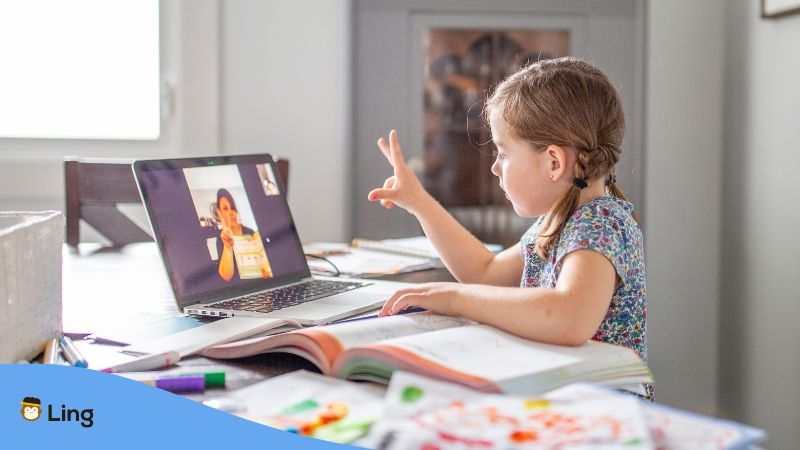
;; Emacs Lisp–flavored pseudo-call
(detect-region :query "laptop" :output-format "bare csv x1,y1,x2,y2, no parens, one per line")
133,154,414,325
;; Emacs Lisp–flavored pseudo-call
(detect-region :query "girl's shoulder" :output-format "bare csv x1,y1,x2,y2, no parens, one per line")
568,195,637,228
559,195,642,255
557,195,643,280
520,195,641,252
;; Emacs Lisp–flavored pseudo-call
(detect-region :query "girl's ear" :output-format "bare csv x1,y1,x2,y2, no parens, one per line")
546,145,572,182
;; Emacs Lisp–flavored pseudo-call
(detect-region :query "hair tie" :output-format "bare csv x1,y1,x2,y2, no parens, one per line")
606,174,617,186
573,178,588,189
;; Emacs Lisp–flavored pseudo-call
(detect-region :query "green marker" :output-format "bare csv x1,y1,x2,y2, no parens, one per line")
163,370,226,388
200,372,225,388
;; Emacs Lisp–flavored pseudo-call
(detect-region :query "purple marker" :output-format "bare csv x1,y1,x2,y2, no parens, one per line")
141,375,206,393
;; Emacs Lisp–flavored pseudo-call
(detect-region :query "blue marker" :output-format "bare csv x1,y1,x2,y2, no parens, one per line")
59,336,88,368
331,306,426,325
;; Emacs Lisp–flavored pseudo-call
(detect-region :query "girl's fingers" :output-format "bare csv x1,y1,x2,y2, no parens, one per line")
377,137,393,167
379,299,394,316
389,294,427,315
388,298,409,315
385,287,422,306
368,188,397,202
389,130,407,168
380,177,396,209
380,287,426,316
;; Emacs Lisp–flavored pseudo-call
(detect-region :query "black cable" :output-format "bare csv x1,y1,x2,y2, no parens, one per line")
304,253,341,277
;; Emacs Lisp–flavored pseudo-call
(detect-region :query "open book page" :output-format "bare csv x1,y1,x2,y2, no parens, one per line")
359,372,653,450
201,312,471,373
334,324,650,393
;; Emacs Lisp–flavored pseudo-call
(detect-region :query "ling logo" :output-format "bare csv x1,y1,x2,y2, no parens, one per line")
20,397,42,421
19,396,94,428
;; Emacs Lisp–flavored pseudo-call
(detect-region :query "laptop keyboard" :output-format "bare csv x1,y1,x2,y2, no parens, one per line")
206,279,372,314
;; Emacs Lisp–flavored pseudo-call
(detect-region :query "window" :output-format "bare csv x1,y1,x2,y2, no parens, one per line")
0,0,160,140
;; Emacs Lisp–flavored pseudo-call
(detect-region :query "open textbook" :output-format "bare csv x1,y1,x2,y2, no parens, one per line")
202,312,653,395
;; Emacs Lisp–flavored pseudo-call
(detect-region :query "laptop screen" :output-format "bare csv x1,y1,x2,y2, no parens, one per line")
134,155,310,308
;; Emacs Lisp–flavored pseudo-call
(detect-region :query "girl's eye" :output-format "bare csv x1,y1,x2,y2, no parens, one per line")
493,149,506,160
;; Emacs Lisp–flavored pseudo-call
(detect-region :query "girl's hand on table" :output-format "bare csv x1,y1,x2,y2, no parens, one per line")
379,282,468,317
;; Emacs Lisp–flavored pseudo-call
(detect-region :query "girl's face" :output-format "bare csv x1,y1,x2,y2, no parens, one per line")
489,112,571,218
217,197,239,227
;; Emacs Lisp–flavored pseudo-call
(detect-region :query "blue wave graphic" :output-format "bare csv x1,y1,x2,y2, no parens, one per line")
2,364,360,449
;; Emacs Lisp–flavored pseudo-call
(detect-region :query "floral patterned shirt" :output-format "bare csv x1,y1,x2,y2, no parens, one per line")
520,195,652,400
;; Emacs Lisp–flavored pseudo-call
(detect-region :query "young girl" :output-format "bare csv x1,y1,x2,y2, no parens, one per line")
368,57,651,400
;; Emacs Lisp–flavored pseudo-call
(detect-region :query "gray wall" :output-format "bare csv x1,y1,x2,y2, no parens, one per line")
720,0,800,448
644,0,724,414
221,0,351,242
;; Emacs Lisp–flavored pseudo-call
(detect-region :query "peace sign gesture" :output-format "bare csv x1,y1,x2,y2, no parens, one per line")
368,130,430,215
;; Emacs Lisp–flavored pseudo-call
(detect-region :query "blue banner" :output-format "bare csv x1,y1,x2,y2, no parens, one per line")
2,364,357,449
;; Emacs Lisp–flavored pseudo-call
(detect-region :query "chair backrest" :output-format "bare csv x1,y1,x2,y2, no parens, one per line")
64,156,290,248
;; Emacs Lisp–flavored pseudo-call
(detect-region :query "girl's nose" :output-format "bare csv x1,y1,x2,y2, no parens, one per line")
491,158,501,177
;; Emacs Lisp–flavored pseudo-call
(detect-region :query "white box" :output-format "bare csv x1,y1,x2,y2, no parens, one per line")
0,211,64,363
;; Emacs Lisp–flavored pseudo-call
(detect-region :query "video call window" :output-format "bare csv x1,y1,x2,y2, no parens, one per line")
257,163,280,196
183,165,274,281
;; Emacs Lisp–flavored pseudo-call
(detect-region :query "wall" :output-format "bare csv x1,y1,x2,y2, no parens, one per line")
719,0,800,447
0,0,220,240
221,0,350,242
644,0,724,414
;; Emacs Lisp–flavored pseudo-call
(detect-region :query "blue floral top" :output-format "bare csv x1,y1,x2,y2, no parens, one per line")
520,195,652,400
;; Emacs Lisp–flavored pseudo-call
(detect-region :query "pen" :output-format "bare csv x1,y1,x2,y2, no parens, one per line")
43,339,61,365
100,350,180,373
59,336,88,368
329,306,426,325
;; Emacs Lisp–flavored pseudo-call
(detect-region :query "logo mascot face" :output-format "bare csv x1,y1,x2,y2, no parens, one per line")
20,397,42,421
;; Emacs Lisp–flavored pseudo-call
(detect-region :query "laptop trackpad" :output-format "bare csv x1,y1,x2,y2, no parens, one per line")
319,292,387,306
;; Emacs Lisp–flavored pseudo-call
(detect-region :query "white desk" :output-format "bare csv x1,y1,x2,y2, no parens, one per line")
61,242,453,398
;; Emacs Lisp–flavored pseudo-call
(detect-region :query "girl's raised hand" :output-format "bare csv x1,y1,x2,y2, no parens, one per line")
368,130,430,215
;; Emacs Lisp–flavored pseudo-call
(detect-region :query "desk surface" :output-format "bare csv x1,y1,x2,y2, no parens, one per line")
62,242,455,399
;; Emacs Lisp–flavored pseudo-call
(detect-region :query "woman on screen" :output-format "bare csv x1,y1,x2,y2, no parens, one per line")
215,188,273,281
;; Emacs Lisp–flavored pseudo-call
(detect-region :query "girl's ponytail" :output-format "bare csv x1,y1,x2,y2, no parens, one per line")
535,185,581,260
606,173,640,223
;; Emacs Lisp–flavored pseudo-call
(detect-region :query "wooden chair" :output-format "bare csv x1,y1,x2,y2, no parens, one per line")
65,157,290,248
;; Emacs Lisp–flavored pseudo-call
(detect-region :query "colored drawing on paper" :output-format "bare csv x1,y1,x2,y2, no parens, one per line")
413,400,635,447
401,386,424,403
281,399,319,415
